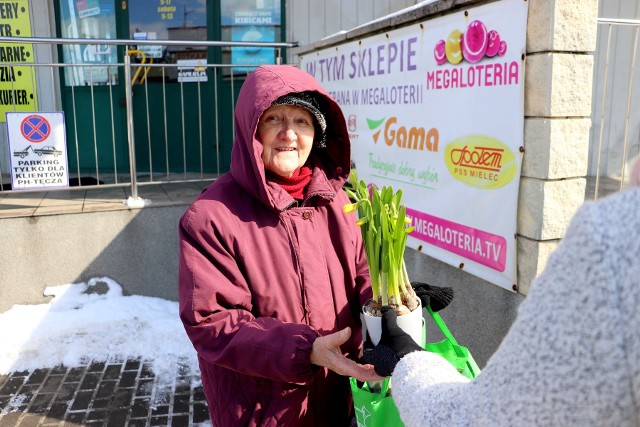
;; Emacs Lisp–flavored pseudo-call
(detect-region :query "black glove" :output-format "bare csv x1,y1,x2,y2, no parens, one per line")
363,307,423,376
411,281,454,312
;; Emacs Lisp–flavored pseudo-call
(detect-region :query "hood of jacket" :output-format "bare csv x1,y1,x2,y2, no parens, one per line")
230,65,351,211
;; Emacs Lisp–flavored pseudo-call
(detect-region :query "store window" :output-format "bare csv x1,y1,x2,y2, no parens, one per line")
128,0,207,82
220,0,281,75
58,0,118,86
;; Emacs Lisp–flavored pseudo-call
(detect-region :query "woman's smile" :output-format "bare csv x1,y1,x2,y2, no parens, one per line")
257,104,315,178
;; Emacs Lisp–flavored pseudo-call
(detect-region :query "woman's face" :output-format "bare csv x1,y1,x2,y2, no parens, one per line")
257,104,315,178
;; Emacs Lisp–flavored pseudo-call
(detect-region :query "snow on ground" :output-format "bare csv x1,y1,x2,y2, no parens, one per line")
0,277,200,387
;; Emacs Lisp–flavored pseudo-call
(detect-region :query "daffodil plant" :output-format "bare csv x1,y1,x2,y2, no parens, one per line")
344,172,419,315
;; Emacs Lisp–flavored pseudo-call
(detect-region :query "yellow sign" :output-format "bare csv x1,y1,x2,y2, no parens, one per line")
0,0,38,123
445,134,518,190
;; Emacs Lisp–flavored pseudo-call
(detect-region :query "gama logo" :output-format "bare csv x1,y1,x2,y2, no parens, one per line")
367,117,439,152
445,134,517,189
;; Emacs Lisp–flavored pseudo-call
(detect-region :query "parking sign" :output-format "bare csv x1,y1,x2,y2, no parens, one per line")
6,112,69,190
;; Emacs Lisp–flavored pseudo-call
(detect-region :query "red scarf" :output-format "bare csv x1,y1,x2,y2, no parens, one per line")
266,166,312,200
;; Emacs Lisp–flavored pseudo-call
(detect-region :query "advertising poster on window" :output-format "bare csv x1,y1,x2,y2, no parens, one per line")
221,0,281,72
231,26,276,72
59,0,118,86
0,0,39,123
75,0,101,18
300,0,528,290
177,59,208,83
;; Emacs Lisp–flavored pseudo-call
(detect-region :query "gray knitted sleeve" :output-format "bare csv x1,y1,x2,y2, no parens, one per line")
392,188,640,427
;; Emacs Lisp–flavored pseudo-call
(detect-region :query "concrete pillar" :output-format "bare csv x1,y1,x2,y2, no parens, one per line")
517,0,599,294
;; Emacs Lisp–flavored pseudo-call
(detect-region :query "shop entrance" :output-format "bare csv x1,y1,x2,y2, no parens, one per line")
54,0,284,178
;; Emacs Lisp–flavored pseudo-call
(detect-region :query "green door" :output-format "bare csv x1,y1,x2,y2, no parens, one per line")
56,0,128,177
55,0,285,178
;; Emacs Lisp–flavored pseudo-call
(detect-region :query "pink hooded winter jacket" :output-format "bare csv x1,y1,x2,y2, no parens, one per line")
178,65,372,426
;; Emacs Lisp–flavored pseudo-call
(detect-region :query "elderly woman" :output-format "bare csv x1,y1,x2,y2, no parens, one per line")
178,65,382,427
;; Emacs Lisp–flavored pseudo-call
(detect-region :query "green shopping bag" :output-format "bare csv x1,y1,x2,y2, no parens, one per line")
423,305,481,380
350,376,404,427
350,305,481,426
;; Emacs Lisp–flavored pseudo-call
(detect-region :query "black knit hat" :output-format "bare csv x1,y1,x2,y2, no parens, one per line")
270,92,327,148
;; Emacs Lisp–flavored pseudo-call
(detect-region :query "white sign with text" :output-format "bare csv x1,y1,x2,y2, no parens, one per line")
301,0,528,290
6,112,69,190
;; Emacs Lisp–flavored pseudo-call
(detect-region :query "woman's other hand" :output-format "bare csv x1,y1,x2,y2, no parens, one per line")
310,327,385,382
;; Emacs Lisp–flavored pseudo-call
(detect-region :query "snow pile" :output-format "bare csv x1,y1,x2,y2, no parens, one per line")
0,277,199,386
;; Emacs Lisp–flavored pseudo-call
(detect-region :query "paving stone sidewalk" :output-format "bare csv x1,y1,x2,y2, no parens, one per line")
0,357,210,427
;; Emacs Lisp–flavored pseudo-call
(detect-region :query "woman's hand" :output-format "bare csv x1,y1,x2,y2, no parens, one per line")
310,327,385,382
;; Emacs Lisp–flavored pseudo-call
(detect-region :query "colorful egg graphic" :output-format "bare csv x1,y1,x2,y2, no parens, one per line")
461,20,488,63
434,39,446,65
498,40,508,56
485,30,501,57
445,29,463,65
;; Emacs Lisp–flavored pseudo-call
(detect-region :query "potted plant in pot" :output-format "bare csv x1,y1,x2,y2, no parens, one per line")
344,172,422,347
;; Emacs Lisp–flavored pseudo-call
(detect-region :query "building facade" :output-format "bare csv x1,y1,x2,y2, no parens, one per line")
3,0,635,366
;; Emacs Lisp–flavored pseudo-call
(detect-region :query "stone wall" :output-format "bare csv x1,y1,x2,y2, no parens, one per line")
0,206,186,314
519,0,598,293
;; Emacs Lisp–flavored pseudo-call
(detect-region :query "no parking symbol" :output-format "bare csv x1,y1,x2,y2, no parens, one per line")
20,115,51,142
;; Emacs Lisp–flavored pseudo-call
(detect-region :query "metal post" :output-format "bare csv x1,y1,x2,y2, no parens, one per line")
123,51,145,207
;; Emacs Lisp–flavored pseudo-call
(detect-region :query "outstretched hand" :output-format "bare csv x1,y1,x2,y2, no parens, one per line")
364,307,423,376
379,307,423,358
310,327,384,382
362,283,453,376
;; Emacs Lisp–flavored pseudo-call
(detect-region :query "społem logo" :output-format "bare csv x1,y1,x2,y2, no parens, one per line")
445,134,517,189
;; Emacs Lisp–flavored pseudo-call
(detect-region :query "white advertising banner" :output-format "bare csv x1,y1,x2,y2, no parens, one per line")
6,112,69,190
300,0,528,290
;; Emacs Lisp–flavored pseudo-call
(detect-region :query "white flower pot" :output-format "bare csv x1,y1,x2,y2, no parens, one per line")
362,298,423,347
